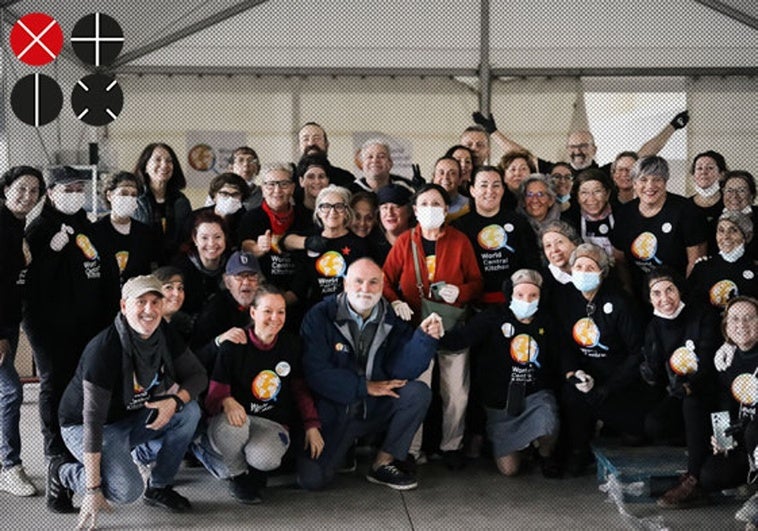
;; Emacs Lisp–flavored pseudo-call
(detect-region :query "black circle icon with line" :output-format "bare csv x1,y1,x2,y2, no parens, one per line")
11,73,63,126
71,74,123,126
71,13,124,67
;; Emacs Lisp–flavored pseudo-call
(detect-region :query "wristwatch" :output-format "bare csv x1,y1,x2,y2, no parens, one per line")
169,394,185,413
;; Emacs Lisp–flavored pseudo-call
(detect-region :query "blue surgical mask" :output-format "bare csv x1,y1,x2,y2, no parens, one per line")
572,270,601,293
510,298,539,320
557,193,571,204
720,244,745,263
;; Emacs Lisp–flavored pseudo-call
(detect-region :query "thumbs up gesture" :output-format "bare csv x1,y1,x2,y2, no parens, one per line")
256,229,272,254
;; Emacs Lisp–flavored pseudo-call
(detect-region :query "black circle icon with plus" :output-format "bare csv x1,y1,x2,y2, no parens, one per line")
71,13,124,67
71,74,123,126
11,73,63,126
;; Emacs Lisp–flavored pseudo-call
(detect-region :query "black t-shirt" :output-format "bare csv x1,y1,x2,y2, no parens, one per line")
212,331,302,427
688,196,723,256
237,206,310,291
610,193,707,294
440,306,558,408
292,231,369,308
554,283,643,391
688,254,758,310
719,347,758,423
453,209,540,302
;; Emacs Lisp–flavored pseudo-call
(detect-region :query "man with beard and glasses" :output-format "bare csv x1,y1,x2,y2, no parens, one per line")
471,110,690,178
297,258,442,491
297,122,355,189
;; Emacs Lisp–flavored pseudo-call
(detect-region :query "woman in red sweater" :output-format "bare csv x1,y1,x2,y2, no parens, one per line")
382,183,482,469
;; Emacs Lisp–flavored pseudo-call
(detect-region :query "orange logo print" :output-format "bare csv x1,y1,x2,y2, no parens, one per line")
709,280,738,308
630,232,662,264
75,234,98,259
572,317,608,350
669,347,698,376
510,334,540,366
251,370,281,402
732,373,758,406
315,250,347,277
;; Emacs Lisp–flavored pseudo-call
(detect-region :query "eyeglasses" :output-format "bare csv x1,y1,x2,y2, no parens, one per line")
318,202,347,213
262,180,294,191
551,174,573,181
233,273,259,282
724,187,750,196
525,191,549,200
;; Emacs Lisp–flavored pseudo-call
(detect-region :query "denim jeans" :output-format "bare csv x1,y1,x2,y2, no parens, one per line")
59,401,201,504
298,380,431,490
0,330,21,468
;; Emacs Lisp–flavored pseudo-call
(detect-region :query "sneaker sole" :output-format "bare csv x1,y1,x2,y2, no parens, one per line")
366,474,418,491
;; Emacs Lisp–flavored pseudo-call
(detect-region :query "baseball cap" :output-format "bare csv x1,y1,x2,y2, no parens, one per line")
122,275,164,300
225,251,261,276
47,166,88,188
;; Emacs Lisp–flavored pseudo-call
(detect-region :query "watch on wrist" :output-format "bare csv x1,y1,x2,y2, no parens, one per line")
170,394,185,412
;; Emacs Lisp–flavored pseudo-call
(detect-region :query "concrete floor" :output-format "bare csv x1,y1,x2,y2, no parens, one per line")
0,385,743,530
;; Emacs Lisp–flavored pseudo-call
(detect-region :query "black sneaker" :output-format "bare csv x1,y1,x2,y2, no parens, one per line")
46,457,76,514
143,485,192,512
366,462,417,491
228,472,262,505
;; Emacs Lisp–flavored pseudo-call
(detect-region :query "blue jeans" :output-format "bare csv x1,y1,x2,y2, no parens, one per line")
298,380,431,490
0,330,22,468
59,401,201,504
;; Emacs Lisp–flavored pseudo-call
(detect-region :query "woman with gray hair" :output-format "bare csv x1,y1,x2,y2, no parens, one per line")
688,211,758,310
610,156,708,300
555,243,650,476
517,174,562,243
290,185,369,311
439,268,560,478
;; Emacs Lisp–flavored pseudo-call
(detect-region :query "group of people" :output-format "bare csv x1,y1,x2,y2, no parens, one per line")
1,113,758,528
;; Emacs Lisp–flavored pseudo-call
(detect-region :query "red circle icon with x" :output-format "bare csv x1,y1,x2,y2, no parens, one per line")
10,13,63,66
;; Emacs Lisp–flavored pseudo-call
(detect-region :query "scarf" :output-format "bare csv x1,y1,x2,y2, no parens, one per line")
262,201,295,234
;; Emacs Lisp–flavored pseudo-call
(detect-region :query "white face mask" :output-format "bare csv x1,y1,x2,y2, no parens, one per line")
654,301,686,320
510,297,539,320
572,270,602,293
415,206,446,230
110,195,138,219
694,181,721,198
721,243,746,263
215,196,243,216
51,189,86,215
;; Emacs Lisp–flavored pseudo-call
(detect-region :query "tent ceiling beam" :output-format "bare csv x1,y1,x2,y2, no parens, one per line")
692,0,758,31
109,0,270,69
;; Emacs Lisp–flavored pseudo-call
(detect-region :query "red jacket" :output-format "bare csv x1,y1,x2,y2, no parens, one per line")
382,225,483,322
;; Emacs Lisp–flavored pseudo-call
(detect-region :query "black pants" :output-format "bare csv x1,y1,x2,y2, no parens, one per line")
561,380,650,456
23,323,85,459
645,393,713,476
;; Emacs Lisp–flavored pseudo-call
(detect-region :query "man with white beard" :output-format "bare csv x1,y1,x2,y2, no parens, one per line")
297,258,442,491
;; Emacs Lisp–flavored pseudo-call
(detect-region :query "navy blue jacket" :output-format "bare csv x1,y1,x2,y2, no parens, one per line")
300,293,437,419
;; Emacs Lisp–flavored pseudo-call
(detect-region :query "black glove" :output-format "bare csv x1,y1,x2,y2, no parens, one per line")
304,234,328,254
472,111,497,134
670,110,689,130
411,163,425,190
639,360,658,387
585,385,609,408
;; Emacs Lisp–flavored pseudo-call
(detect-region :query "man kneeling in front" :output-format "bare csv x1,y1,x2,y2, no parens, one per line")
298,258,442,490
49,275,207,525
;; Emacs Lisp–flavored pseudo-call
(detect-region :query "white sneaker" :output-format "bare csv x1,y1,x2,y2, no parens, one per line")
0,464,37,497
737,493,758,522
